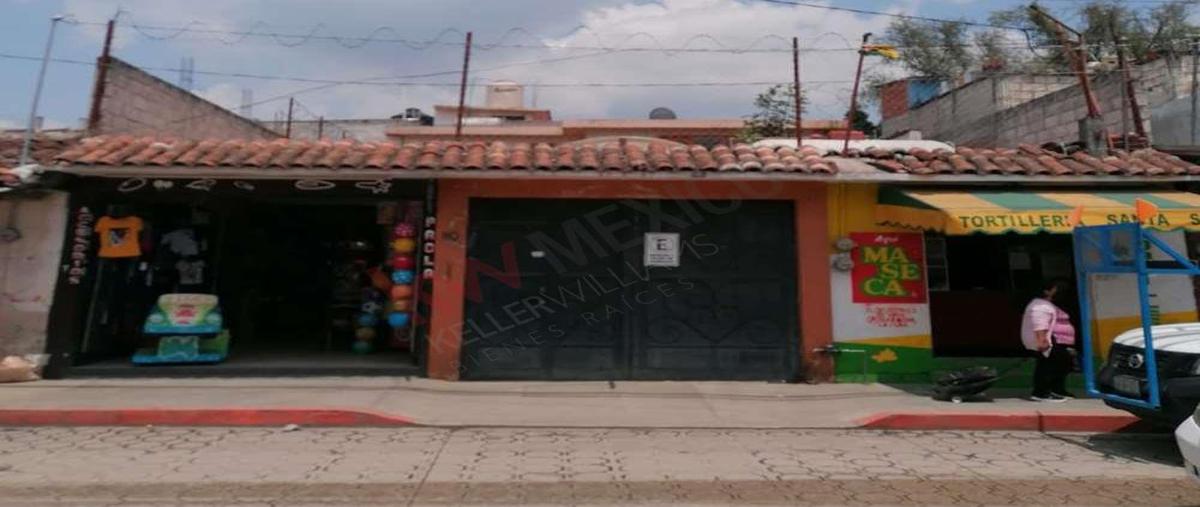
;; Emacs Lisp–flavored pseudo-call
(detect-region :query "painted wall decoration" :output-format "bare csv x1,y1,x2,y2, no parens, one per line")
850,232,926,304
66,206,95,285
864,305,919,328
421,215,436,281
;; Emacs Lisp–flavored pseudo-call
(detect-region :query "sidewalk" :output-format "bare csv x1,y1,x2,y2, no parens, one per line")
0,377,1142,430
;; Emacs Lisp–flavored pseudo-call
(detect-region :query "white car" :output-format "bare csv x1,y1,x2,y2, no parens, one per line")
1177,408,1200,484
1097,323,1200,426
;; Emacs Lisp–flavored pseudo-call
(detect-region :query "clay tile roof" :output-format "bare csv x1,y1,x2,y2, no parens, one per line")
52,136,843,176
848,143,1200,177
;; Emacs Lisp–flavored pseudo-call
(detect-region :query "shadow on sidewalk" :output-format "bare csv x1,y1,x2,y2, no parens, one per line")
1047,432,1183,466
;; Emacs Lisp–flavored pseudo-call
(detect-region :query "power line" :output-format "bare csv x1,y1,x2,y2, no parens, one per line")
63,19,1050,53
62,20,1120,60
751,0,1029,31
0,52,858,87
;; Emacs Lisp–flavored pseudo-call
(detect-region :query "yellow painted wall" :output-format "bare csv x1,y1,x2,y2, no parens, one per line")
827,183,910,242
827,183,935,348
828,183,1199,362
1092,311,1198,359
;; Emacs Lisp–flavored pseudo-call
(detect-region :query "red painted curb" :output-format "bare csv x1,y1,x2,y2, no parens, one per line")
856,412,1141,432
0,408,415,427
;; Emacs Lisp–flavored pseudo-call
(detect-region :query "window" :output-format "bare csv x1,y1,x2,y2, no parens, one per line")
924,235,949,291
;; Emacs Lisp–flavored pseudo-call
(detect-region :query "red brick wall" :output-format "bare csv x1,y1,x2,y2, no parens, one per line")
880,80,910,121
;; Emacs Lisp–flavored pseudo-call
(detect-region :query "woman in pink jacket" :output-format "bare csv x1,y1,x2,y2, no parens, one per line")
1021,280,1076,402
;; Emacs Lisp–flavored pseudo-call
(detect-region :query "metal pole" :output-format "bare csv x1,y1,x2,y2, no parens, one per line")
792,36,802,146
317,116,324,140
285,97,294,139
843,33,870,154
455,32,473,139
1112,28,1146,142
1032,7,1106,124
19,16,63,166
86,18,115,134
1120,72,1129,149
1191,37,1198,145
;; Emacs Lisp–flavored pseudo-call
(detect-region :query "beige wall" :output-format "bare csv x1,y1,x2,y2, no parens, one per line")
0,192,68,355
93,58,279,140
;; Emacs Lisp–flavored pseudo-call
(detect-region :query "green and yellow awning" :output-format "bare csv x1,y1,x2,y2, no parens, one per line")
876,188,1200,235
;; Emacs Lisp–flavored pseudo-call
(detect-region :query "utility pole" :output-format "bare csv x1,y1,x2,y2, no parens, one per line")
86,18,115,134
455,32,473,139
285,97,294,139
317,116,324,140
1191,37,1199,145
1109,16,1145,143
1030,5,1110,151
19,15,65,166
792,36,802,147
843,33,871,154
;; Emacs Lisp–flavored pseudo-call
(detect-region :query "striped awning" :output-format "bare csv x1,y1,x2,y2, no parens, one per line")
876,188,1200,235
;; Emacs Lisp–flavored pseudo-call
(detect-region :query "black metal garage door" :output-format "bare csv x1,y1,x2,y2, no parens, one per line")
462,198,797,380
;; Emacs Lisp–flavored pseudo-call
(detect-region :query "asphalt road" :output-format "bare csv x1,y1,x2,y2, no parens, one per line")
0,426,1195,506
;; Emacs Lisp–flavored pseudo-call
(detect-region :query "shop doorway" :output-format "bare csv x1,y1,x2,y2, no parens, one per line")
927,233,1077,357
462,198,798,380
69,197,424,377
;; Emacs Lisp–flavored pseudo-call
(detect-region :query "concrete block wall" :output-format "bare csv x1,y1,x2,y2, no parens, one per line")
880,74,1075,140
879,59,1200,147
93,58,279,140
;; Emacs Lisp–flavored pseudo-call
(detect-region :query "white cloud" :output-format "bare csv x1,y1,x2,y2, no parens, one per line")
61,0,902,123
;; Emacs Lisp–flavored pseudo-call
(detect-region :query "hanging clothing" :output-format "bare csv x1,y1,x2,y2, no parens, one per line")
95,216,144,258
161,228,200,257
176,259,206,286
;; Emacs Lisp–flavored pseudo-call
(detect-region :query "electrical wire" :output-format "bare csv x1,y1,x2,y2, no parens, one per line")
751,0,1030,31
0,52,861,87
61,19,1064,53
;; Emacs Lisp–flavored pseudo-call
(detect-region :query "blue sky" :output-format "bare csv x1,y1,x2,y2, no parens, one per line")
0,0,1135,130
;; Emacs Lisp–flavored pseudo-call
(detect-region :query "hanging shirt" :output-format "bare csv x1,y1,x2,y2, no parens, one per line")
95,216,144,258
176,259,206,286
161,228,200,257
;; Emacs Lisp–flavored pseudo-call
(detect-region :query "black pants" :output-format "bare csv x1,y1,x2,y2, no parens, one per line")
1032,344,1073,397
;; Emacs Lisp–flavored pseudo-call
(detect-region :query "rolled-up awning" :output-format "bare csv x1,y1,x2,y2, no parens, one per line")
876,188,1200,234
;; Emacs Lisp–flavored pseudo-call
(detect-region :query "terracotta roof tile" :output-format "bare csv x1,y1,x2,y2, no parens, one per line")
487,142,510,170
532,143,554,170
552,144,573,170
316,140,354,168
681,146,705,171
393,143,419,169
462,143,485,170
362,143,396,169
509,143,531,170
99,137,153,165
52,135,1200,178
150,140,197,166
847,143,1200,177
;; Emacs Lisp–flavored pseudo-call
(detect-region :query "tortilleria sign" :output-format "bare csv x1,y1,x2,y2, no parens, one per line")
953,211,1192,234
851,232,926,304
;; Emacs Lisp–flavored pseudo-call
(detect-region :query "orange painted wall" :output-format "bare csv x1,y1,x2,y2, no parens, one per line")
427,178,833,381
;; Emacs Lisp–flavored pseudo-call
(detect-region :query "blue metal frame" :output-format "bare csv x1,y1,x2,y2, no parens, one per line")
1073,223,1200,410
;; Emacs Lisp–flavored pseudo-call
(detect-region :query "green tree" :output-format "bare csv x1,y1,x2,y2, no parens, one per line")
739,84,807,142
881,19,975,81
850,106,878,138
876,1,1198,77
991,1,1198,71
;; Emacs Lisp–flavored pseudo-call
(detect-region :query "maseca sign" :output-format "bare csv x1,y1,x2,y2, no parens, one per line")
851,232,926,304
